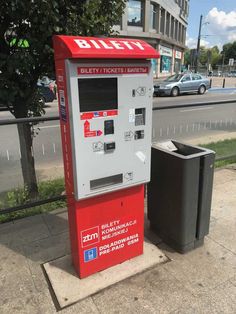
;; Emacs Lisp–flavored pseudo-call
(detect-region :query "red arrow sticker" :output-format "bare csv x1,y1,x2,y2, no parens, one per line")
84,120,103,138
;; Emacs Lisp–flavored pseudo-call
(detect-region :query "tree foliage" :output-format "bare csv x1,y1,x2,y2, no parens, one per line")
222,41,236,64
184,41,236,70
184,46,221,69
0,0,126,197
0,0,126,116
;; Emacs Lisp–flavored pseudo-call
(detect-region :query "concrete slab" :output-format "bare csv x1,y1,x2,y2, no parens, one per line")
42,208,68,236
172,280,236,314
209,217,236,254
92,266,195,314
23,232,70,293
211,170,236,220
35,291,99,314
160,237,236,296
230,276,236,287
43,241,168,309
10,215,50,245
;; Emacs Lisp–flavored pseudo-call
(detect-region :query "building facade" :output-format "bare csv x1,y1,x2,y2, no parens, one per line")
115,0,189,77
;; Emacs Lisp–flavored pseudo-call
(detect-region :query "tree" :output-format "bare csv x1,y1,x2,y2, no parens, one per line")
0,0,126,198
222,41,236,64
184,49,190,66
211,46,221,69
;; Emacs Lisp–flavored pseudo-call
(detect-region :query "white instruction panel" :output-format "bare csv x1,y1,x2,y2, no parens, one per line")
66,60,153,199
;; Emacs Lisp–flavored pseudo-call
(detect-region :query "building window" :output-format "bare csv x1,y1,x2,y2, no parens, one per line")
160,7,165,34
171,16,175,38
181,25,184,43
128,0,144,27
178,23,181,42
166,13,170,37
160,55,172,73
150,3,158,30
175,20,178,40
183,27,186,44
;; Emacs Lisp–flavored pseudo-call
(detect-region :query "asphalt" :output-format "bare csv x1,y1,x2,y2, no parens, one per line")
0,165,236,313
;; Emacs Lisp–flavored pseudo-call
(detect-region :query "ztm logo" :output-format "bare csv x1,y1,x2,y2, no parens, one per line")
81,226,100,248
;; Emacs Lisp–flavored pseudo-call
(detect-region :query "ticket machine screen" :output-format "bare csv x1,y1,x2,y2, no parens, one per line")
78,78,118,112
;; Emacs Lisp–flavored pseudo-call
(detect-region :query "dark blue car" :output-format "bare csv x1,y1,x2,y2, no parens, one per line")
37,85,56,104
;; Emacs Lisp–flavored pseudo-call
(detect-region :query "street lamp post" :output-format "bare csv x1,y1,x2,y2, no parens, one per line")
195,14,203,73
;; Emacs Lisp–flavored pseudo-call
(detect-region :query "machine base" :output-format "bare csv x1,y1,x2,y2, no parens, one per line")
68,185,145,278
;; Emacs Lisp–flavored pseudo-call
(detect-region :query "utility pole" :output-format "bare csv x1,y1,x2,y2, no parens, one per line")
222,53,225,72
195,14,203,73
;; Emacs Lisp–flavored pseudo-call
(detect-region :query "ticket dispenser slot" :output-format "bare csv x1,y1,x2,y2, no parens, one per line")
104,142,116,152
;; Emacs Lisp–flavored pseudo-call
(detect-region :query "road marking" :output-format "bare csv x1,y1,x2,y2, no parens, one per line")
180,106,213,112
53,143,56,153
42,144,45,155
6,149,9,160
39,124,60,129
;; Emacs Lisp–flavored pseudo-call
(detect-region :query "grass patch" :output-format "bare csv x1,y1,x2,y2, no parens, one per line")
0,178,66,223
199,138,236,168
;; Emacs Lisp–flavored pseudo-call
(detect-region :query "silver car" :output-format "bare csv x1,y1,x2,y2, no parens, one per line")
154,73,210,97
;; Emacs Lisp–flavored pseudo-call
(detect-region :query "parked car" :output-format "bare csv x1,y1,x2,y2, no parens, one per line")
153,73,210,97
0,80,56,110
37,85,56,105
37,76,57,105
227,71,236,77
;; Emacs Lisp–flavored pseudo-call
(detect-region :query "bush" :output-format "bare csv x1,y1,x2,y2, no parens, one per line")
0,178,66,223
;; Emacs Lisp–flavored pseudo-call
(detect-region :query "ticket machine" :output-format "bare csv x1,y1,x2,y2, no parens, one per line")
53,35,159,278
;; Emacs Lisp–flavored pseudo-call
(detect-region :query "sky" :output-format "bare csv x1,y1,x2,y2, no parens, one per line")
187,0,236,50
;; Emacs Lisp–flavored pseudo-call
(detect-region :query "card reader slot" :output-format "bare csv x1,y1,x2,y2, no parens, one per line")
90,174,123,190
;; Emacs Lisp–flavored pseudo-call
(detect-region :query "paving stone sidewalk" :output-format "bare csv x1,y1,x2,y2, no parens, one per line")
0,167,236,313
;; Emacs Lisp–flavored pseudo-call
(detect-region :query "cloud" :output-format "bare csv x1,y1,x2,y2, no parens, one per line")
205,8,236,46
186,33,210,49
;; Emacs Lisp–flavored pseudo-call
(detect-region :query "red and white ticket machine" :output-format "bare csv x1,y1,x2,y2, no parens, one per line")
53,35,159,278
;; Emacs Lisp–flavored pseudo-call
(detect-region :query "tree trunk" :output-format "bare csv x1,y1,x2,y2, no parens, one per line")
17,123,38,199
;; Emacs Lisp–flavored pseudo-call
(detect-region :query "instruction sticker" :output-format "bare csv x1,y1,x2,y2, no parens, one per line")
136,86,146,96
129,109,135,123
124,172,133,181
124,131,134,141
59,90,67,122
93,141,104,152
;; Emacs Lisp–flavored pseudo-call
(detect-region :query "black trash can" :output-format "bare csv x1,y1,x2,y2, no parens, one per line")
147,140,215,253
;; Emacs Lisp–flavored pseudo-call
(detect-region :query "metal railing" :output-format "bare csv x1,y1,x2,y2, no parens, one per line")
0,99,236,216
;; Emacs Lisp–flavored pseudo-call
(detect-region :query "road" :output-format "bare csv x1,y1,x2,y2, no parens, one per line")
0,91,236,193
